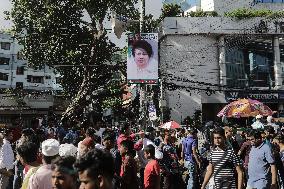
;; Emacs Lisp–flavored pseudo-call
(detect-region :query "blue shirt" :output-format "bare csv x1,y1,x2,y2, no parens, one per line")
248,142,274,186
182,136,197,163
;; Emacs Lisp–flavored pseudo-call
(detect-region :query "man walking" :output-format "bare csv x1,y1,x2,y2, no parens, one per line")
181,128,201,189
201,127,243,189
0,129,14,189
247,130,277,189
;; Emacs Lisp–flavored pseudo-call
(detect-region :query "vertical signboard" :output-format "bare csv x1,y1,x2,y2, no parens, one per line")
127,33,158,84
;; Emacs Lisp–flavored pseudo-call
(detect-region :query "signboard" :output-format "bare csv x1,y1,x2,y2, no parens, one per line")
23,94,54,109
148,104,157,121
127,33,158,84
225,90,284,102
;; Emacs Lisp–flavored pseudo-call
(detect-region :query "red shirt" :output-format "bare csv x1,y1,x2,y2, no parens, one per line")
144,159,161,189
117,133,141,150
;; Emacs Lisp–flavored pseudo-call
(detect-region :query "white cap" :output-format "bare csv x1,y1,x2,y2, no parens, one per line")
267,116,273,123
59,144,77,157
256,114,263,119
41,139,60,156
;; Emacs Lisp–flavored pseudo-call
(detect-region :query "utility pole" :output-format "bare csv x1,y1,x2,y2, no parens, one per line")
140,0,145,33
138,0,147,130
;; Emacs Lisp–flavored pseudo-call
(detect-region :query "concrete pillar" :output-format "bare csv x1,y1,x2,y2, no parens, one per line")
274,36,283,89
219,36,226,86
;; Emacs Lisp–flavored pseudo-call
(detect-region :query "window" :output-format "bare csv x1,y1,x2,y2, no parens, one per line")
16,66,24,75
0,73,9,81
16,82,23,89
45,75,51,79
0,57,10,65
27,75,44,83
56,77,62,84
32,76,44,83
27,75,31,82
0,42,11,50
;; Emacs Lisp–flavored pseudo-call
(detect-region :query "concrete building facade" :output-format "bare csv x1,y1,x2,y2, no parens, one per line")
201,0,284,15
0,33,64,126
0,33,62,91
159,0,284,123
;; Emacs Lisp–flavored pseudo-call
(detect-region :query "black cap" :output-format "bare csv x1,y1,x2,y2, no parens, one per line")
146,127,155,133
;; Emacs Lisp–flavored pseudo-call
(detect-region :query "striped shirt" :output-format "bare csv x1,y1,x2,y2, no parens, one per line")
209,147,240,189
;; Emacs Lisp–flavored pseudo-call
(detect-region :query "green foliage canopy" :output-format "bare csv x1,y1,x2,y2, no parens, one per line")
224,8,284,20
7,0,139,122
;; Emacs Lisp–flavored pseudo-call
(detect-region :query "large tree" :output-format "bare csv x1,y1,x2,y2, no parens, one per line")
8,0,139,123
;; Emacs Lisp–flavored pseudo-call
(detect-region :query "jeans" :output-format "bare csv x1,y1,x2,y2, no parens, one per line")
184,160,199,189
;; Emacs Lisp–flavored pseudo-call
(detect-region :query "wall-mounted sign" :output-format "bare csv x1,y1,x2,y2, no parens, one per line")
225,90,284,102
127,33,158,84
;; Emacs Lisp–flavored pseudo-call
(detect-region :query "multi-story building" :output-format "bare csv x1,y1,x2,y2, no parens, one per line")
0,33,62,91
164,0,284,14
0,32,63,126
159,0,284,122
163,0,201,12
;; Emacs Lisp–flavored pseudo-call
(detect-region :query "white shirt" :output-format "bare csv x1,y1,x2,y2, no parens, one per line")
0,139,15,170
251,120,264,129
127,58,158,80
95,143,105,150
266,122,279,132
77,141,83,159
136,138,163,168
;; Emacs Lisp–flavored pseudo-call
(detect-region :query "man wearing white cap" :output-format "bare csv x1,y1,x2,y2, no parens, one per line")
59,143,77,157
28,139,60,189
251,115,264,130
266,116,279,133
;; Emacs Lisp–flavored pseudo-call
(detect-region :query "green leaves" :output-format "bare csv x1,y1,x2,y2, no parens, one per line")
187,10,218,17
161,3,182,18
224,8,284,20
8,0,139,122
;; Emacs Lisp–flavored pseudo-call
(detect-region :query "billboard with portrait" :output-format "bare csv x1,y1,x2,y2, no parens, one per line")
127,33,158,84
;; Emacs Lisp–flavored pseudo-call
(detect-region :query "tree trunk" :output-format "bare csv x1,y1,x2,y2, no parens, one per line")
61,68,93,123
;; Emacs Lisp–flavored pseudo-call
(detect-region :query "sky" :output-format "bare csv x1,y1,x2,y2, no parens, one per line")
0,0,163,30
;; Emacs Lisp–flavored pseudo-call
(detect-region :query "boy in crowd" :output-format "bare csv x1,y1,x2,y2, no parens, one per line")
144,144,160,189
75,149,115,189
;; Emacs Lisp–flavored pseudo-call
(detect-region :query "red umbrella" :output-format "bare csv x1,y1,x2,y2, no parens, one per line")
160,121,181,129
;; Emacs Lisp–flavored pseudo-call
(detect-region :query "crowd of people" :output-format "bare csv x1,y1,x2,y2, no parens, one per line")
0,115,283,189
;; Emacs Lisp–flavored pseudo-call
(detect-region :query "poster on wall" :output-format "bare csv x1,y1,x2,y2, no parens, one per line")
127,33,158,84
